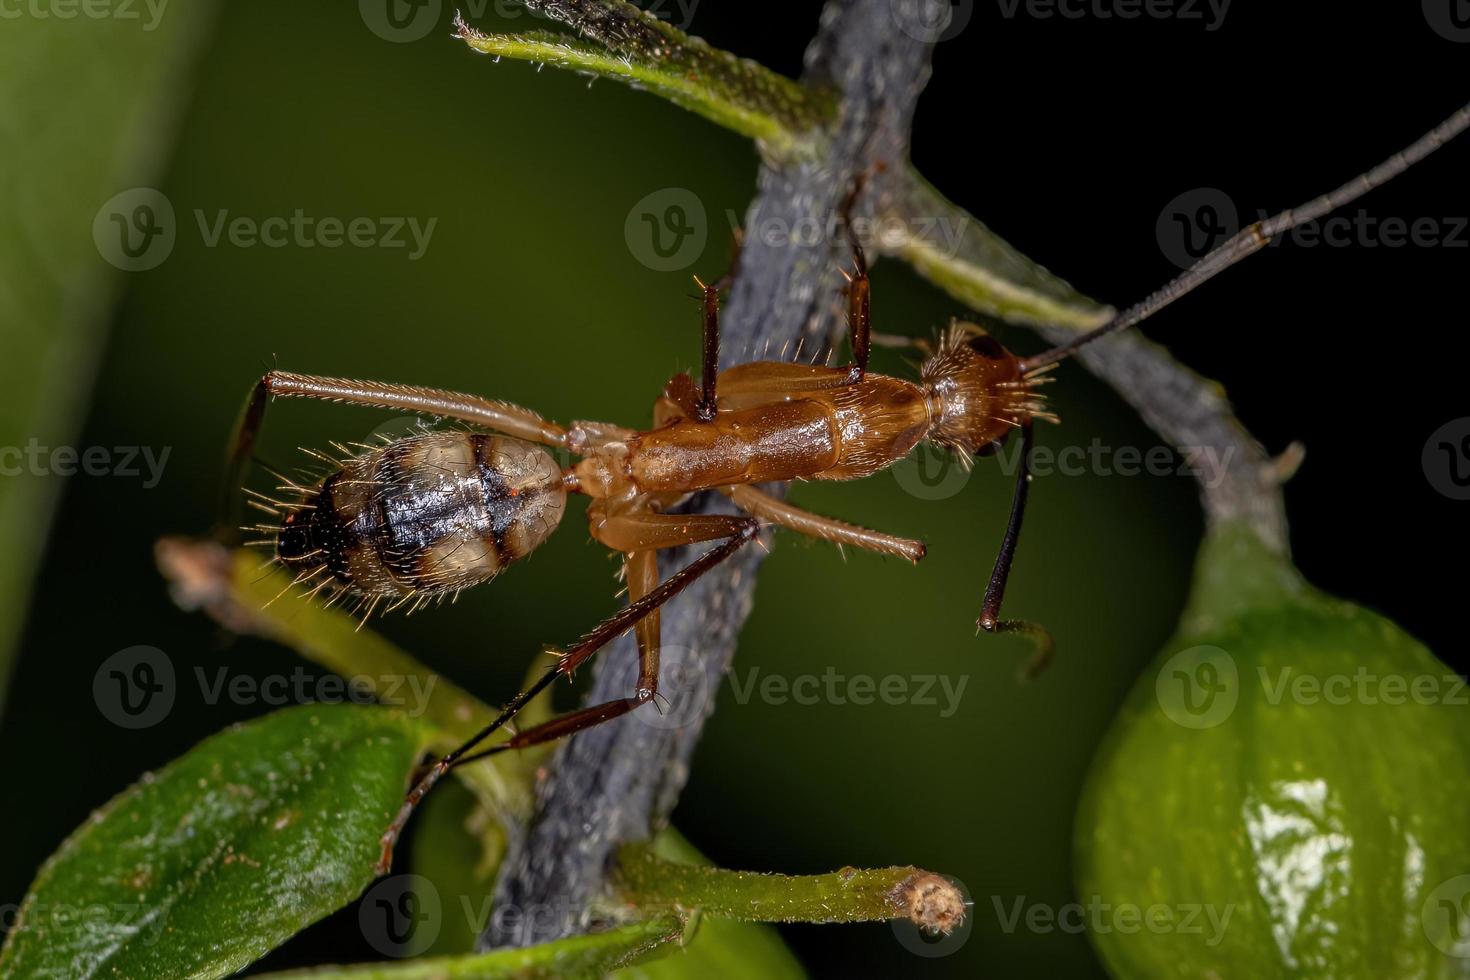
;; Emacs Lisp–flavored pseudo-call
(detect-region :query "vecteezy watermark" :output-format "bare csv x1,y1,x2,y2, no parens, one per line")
1158,187,1468,269
992,895,1234,946
996,0,1230,28
624,185,971,273
1156,645,1470,729
362,877,629,953
891,0,974,43
93,188,437,271
0,0,168,30
730,204,969,260
1424,875,1470,957
625,187,709,272
1424,0,1470,42
93,647,440,729
730,667,970,718
1423,417,1470,501
361,874,442,958
633,644,711,731
93,188,176,271
1155,645,1238,729
0,440,171,487
94,646,177,730
362,0,699,43
633,655,971,732
892,438,1238,502
0,900,167,947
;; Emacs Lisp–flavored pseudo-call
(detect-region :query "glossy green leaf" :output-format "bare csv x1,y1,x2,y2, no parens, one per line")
0,704,431,979
157,537,547,824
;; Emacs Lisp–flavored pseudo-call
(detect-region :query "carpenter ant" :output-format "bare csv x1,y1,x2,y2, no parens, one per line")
221,103,1469,872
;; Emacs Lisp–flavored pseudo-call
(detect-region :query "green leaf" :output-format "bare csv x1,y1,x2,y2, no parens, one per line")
455,15,827,156
157,537,547,823
0,704,431,980
255,916,685,979
0,0,219,716
879,168,1114,329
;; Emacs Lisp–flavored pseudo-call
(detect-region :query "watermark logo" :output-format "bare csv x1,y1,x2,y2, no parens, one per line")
893,442,974,500
0,0,169,31
1424,0,1470,42
892,876,973,957
94,188,176,271
93,647,440,728
1157,187,1238,269
625,188,708,272
0,441,171,487
1156,645,1238,729
992,894,1234,945
730,667,970,717
995,0,1230,29
0,901,167,947
891,438,1236,501
1423,875,1470,957
1424,418,1470,501
94,189,437,270
1158,187,1468,268
361,874,442,957
891,0,974,42
93,646,176,730
634,645,711,731
360,0,441,43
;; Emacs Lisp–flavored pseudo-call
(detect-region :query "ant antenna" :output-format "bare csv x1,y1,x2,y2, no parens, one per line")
1023,102,1470,372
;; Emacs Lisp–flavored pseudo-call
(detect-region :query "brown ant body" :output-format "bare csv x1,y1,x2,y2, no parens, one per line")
223,104,1469,871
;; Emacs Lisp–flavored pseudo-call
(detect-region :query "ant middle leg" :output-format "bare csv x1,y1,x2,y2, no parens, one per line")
376,511,758,872
724,484,925,564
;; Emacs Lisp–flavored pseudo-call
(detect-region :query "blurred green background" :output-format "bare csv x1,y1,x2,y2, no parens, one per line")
2,1,1465,977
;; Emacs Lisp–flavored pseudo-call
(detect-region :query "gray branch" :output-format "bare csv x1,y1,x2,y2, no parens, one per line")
1035,326,1291,554
484,0,944,948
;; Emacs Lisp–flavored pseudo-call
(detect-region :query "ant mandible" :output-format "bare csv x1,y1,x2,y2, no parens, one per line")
222,103,1469,873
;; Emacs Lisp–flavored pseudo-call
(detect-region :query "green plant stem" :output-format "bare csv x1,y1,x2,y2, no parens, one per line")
614,844,965,932
455,13,826,157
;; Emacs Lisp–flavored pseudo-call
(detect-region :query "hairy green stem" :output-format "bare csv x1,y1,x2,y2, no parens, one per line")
615,844,966,933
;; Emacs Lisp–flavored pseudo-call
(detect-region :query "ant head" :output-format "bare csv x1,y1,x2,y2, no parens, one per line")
920,321,1054,461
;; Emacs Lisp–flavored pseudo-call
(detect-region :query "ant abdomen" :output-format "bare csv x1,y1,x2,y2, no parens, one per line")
277,431,567,605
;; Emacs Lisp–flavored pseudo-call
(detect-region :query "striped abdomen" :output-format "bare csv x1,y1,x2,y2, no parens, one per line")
277,432,566,599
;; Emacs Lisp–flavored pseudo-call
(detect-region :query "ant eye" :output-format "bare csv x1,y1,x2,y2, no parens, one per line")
967,334,1006,360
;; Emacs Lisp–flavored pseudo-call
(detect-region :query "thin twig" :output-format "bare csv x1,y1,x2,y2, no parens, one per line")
485,0,945,949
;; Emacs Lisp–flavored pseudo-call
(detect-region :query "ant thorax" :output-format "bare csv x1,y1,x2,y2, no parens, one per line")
920,322,1056,465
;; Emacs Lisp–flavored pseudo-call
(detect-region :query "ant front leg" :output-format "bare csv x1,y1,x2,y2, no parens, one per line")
976,421,1054,679
375,510,758,873
693,276,721,422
